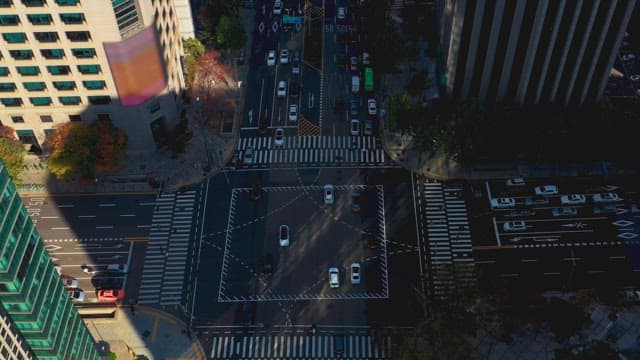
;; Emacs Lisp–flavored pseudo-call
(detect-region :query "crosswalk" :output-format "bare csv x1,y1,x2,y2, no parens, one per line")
210,334,392,359
237,136,390,166
137,190,197,305
423,180,475,298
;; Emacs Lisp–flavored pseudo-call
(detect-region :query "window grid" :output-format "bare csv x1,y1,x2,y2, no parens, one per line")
0,82,16,92
52,81,75,90
65,31,90,42
59,13,84,24
9,49,34,60
29,97,51,106
16,66,39,76
23,82,45,91
77,64,100,74
34,32,59,43
40,49,64,59
11,115,24,123
82,80,105,90
55,0,78,5
1,98,23,107
39,115,53,123
2,32,26,43
88,95,110,105
0,15,20,26
27,14,53,25
58,96,80,105
71,48,95,58
46,65,70,75
0,67,9,76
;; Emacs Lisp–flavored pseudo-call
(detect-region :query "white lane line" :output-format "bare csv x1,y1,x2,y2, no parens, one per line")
99,203,116,207
119,214,136,217
78,215,96,218
41,216,59,219
51,227,69,230
137,225,151,228
57,205,74,208
96,226,114,229
138,202,156,206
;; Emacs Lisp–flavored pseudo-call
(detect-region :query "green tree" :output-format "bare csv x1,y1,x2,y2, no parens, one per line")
183,37,205,86
0,126,26,184
215,15,247,51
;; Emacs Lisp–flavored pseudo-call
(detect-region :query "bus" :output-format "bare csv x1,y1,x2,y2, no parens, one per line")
364,67,373,92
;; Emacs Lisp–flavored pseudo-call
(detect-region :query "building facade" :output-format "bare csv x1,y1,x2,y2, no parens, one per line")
439,0,637,106
0,0,189,152
0,160,98,359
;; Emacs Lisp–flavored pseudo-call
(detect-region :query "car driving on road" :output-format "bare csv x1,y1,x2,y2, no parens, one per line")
279,225,290,246
324,184,334,204
561,194,586,205
329,267,340,288
503,220,526,232
490,197,516,209
351,263,361,284
534,185,558,196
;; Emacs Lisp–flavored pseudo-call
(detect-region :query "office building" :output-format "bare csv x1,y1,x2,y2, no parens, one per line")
0,160,99,359
0,0,190,152
439,0,637,106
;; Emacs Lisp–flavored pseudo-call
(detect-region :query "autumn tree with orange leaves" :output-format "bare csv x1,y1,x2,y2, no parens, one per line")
0,125,26,184
47,120,127,180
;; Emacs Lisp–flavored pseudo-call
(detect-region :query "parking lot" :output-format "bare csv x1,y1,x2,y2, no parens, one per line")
218,184,389,302
468,177,640,292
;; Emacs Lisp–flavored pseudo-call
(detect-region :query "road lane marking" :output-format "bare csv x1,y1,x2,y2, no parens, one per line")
96,226,114,229
58,205,74,208
99,203,116,207
119,214,136,217
41,216,58,219
51,227,69,230
138,202,156,206
78,215,96,218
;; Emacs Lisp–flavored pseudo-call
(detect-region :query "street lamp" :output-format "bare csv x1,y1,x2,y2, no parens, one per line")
195,96,212,171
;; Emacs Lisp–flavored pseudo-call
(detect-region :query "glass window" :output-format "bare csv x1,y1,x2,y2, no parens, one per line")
23,82,45,91
82,80,105,90
71,48,95,58
59,13,84,24
40,115,52,122
55,0,78,5
9,49,34,60
46,65,70,75
0,67,9,76
11,115,24,123
17,66,39,76
2,32,26,43
1,98,22,107
52,81,75,90
22,0,46,6
68,114,81,121
27,14,53,25
34,31,58,42
40,49,64,59
65,31,90,41
58,96,80,105
88,96,110,105
0,82,16,92
29,97,51,106
0,0,13,8
77,64,100,74
0,15,20,26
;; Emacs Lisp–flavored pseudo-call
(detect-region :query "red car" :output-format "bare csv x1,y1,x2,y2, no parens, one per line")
97,289,125,302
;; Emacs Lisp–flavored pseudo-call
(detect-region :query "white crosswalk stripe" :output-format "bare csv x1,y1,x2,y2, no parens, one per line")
423,180,476,298
237,135,390,165
209,334,392,359
138,190,197,305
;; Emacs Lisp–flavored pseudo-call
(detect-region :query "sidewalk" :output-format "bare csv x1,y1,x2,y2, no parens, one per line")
85,305,205,360
15,8,256,196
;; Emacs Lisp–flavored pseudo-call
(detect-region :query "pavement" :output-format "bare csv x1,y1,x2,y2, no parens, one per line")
14,8,257,197
85,305,205,360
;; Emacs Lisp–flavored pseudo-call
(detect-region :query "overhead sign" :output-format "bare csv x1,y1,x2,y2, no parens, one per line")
283,15,303,25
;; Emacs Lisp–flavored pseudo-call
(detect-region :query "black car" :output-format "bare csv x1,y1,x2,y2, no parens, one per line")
351,191,361,212
350,99,359,116
259,115,268,135
334,334,345,356
365,231,377,249
290,80,300,97
260,254,274,275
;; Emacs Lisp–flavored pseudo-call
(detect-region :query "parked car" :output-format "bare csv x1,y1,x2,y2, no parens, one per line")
107,264,128,273
280,49,289,64
61,275,78,288
593,192,622,203
277,81,286,97
260,254,274,275
594,204,617,214
350,119,360,136
243,147,254,164
490,197,516,209
630,74,640,82
350,263,361,284
337,6,346,20
97,289,125,302
68,289,86,302
279,225,290,246
290,80,299,97
333,334,345,355
273,0,282,14
365,231,377,249
351,191,361,212
292,51,301,74
560,194,586,205
350,56,358,71
350,99,359,116
506,177,525,187
267,50,276,66
289,104,298,122
503,221,526,232
367,99,377,115
622,53,636,61
552,207,578,217
324,184,334,204
274,128,284,146
361,52,370,65
534,185,558,196
364,120,373,136
329,267,340,288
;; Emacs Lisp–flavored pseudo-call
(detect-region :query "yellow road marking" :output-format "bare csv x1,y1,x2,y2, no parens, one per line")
151,315,159,343
138,308,177,325
122,236,149,243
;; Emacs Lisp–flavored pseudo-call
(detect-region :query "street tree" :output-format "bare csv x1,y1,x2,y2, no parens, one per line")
94,119,127,173
215,15,247,51
183,37,205,86
47,122,97,180
0,125,26,184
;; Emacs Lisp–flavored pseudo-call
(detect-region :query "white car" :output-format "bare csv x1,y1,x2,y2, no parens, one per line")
273,0,282,15
622,53,636,61
364,120,373,136
361,52,370,65
560,194,586,205
593,192,622,203
277,81,286,97
350,263,361,284
324,184,334,204
244,147,254,164
280,49,289,64
107,263,128,273
68,289,86,302
534,185,558,196
329,267,340,288
506,177,525,187
267,50,276,66
288,104,298,122
552,207,577,217
350,119,360,136
279,224,290,246
503,220,526,232
337,7,346,20
630,74,640,82
274,128,284,146
367,99,377,115
490,197,515,209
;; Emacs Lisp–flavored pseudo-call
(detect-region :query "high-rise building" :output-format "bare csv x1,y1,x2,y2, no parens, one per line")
439,0,637,106
0,160,99,360
0,0,191,152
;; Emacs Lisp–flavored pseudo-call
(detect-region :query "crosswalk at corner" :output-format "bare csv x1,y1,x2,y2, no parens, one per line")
210,334,392,359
